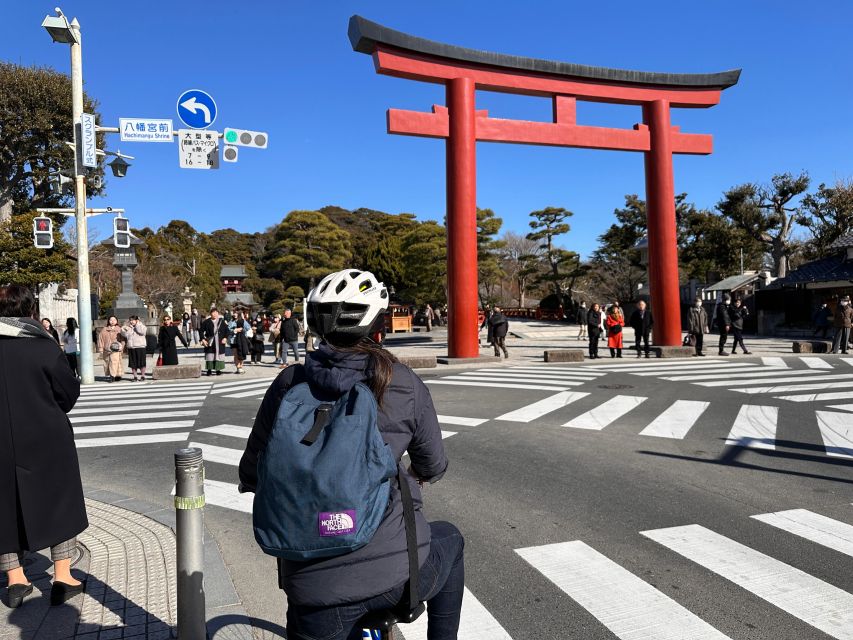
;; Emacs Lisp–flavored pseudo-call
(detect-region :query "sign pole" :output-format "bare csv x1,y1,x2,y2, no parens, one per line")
70,19,95,385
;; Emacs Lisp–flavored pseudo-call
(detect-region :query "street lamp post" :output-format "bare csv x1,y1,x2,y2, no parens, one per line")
43,8,95,384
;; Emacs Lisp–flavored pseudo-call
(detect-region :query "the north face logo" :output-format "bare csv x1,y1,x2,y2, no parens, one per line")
318,510,356,536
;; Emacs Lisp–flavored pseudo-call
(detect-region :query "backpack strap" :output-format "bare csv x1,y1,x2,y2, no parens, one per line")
299,404,334,446
396,467,425,621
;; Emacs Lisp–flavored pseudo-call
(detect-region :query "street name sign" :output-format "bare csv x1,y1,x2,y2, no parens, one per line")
177,89,217,129
120,118,173,142
80,112,97,168
178,129,220,169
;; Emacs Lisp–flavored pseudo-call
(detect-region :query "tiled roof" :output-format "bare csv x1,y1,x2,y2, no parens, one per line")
776,254,853,284
828,234,853,250
220,265,247,278
223,292,257,306
705,272,761,292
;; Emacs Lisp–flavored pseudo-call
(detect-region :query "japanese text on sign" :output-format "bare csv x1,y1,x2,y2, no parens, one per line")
120,118,174,142
177,129,219,169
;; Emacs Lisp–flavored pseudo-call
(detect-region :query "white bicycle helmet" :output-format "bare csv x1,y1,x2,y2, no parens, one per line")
306,269,389,339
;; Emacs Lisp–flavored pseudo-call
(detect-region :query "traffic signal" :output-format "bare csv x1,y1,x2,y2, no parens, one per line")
33,216,54,249
113,216,131,248
223,128,268,149
223,145,238,162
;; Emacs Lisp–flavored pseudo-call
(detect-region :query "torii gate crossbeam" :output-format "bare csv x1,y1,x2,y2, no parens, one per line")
349,16,740,358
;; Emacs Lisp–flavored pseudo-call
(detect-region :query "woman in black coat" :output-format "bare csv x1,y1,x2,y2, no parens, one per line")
0,286,87,608
157,315,188,366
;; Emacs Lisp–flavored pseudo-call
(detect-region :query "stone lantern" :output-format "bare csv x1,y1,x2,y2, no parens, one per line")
101,236,147,321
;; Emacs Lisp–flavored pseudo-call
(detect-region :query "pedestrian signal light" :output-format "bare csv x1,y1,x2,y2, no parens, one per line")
113,216,131,248
33,216,54,249
223,128,268,149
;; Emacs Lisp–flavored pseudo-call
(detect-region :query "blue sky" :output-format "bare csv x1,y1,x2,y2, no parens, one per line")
3,1,852,258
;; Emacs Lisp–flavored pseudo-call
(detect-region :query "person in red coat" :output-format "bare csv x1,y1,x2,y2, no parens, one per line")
606,302,625,358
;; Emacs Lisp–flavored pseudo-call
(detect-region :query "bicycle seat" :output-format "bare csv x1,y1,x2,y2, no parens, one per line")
358,602,425,639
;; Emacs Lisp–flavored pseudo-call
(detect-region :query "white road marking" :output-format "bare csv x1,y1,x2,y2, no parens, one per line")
632,365,772,377
74,390,207,402
761,357,788,368
73,420,196,435
515,540,730,640
752,509,853,558
563,395,647,430
490,367,606,377
221,388,274,399
725,405,777,449
586,359,725,368
210,378,278,389
189,441,242,466
441,430,457,439
468,370,599,380
733,380,853,394
495,391,589,423
74,394,207,407
75,432,190,448
642,524,853,640
426,380,569,391
210,380,273,394
444,375,583,386
197,424,253,439
639,400,710,439
398,586,514,640
816,411,853,458
203,479,254,514
70,402,203,415
437,415,488,427
80,382,212,394
801,357,833,369
777,391,853,402
828,404,853,412
841,358,853,367
693,371,828,385
69,410,199,424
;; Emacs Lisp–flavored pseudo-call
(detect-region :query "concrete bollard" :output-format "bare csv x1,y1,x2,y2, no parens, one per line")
174,447,207,640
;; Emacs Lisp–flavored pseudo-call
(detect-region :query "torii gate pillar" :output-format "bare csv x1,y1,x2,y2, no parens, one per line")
349,16,740,358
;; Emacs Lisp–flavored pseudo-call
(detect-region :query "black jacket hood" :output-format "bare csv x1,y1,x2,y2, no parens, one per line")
304,342,369,395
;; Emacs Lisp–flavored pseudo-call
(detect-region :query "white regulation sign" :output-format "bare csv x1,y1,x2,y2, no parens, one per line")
177,129,219,169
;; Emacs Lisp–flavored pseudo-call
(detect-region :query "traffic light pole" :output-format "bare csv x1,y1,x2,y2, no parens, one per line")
69,21,95,385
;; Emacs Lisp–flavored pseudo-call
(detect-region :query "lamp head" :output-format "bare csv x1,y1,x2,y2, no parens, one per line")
108,156,130,178
41,9,79,44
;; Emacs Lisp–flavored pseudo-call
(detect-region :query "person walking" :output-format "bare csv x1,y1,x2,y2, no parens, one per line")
716,295,732,356
180,312,192,347
269,313,283,364
629,301,654,358
41,318,61,345
729,299,751,354
122,315,148,382
812,303,831,339
587,302,603,359
201,307,230,376
831,295,853,354
0,285,87,609
488,306,510,358
606,302,625,358
157,315,188,366
280,308,301,368
576,302,588,341
62,317,80,378
250,319,266,364
425,303,434,332
480,306,494,350
238,269,461,640
688,297,709,356
97,316,125,382
228,311,252,374
190,307,202,345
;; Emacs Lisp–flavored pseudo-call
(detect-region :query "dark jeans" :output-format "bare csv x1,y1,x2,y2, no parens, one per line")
718,327,729,353
493,336,507,357
286,521,465,640
731,327,747,352
692,331,704,355
832,328,851,354
634,330,650,356
65,352,78,376
284,341,300,363
588,331,600,358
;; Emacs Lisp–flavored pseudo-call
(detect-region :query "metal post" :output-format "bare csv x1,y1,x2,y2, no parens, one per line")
68,19,95,384
174,447,207,640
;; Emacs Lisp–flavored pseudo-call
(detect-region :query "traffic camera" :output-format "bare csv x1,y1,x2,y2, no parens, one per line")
33,216,54,249
113,216,130,248
223,128,268,149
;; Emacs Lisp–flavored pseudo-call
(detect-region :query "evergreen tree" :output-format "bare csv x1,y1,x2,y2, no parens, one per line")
477,207,505,305
399,221,447,305
0,210,74,287
526,207,581,298
801,179,853,260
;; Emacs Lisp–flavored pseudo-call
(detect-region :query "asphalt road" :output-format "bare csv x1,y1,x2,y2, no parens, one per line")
74,355,853,639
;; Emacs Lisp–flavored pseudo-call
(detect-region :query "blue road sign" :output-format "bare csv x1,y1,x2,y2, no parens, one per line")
176,89,217,129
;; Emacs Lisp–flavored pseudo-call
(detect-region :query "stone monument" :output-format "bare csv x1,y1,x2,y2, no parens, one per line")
101,237,148,321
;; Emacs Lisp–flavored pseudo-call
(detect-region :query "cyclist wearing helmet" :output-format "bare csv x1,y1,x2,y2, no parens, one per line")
239,269,463,640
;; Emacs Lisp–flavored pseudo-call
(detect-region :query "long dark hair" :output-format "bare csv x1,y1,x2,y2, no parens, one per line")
331,337,398,408
66,317,78,337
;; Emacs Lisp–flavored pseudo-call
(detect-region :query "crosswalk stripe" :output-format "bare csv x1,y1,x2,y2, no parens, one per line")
425,380,569,391
842,358,853,367
725,405,777,449
495,391,589,423
800,357,833,369
751,509,853,558
563,395,646,430
210,380,273,394
70,410,199,424
74,395,206,408
816,411,853,458
828,404,853,412
631,365,773,377
468,370,599,380
211,377,279,389
777,391,853,402
441,431,457,439
197,424,253,439
74,390,208,402
641,524,853,640
74,420,196,435
189,441,242,466
733,380,853,394
692,371,828,385
203,479,254,513
444,375,583,386
761,356,789,368
493,367,607,376
70,402,203,415
80,382,212,394
639,400,710,439
221,388,272,399
515,540,730,640
399,586,514,640
75,432,190,448
437,415,488,427
586,359,725,368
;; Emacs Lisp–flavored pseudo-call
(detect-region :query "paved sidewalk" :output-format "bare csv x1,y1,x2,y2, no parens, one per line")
0,493,269,640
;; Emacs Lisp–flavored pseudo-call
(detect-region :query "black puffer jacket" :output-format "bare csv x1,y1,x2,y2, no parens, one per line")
239,343,448,606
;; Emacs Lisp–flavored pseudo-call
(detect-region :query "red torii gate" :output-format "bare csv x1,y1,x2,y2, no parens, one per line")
349,16,740,359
